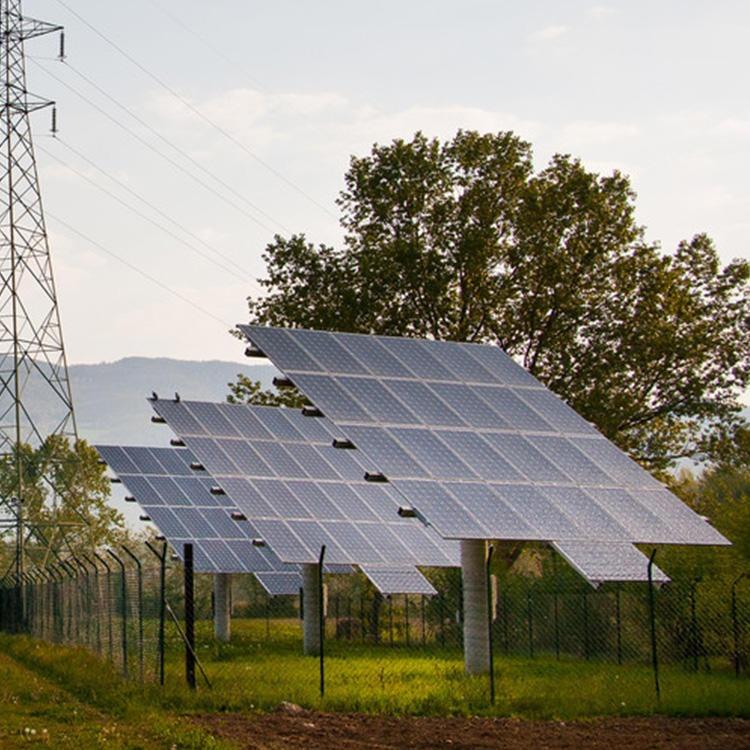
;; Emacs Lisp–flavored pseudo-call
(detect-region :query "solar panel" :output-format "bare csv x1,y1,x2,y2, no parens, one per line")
239,326,729,563
97,445,293,576
150,401,461,575
360,566,438,595
552,541,670,585
255,571,303,596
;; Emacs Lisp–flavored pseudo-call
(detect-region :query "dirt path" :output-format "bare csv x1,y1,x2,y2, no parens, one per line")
193,707,750,750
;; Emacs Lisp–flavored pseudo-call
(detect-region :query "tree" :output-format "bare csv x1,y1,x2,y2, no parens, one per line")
242,130,750,472
227,374,306,408
0,436,123,570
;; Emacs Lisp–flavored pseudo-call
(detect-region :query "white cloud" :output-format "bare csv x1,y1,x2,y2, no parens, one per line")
589,5,617,18
528,25,569,42
715,117,750,136
561,120,640,146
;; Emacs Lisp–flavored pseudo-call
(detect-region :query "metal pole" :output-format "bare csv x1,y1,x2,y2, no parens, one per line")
486,545,495,706
183,543,196,690
122,546,144,683
318,545,326,699
145,541,167,686
647,549,660,702
107,549,128,678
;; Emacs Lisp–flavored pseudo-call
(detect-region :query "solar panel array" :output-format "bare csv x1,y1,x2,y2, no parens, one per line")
552,541,668,585
151,400,460,574
96,445,296,577
239,326,728,559
360,566,437,595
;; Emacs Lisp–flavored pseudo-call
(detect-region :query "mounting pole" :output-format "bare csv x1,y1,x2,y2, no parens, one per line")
461,539,490,674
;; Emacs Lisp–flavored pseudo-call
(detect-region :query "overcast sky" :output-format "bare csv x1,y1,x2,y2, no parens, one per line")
24,0,750,365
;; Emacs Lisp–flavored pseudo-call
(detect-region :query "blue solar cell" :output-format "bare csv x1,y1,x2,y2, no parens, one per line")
337,376,420,424
343,426,428,478
147,476,192,506
218,477,276,516
215,439,273,476
335,333,414,377
570,437,660,488
201,539,247,571
186,402,241,437
286,443,341,480
437,430,524,481
225,539,276,570
444,483,537,539
152,401,206,436
428,382,513,429
120,475,162,505
388,524,454,567
289,329,370,375
323,483,380,522
527,436,614,485
482,433,572,483
291,373,373,422
253,519,315,562
128,447,168,475
287,520,351,563
427,340,501,384
320,521,384,563
183,437,238,475
289,412,335,442
250,479,310,518
539,486,629,541
146,507,190,538
201,507,247,538
252,408,307,441
255,571,304,596
474,387,555,432
215,403,274,440
487,484,581,539
318,445,368,480
586,488,676,544
361,566,437,595
241,326,324,372
288,480,346,520
515,389,596,435
97,445,140,475
378,338,460,381
384,380,467,427
151,449,194,476
460,343,541,387
250,442,308,478
390,428,478,479
173,476,220,506
175,507,217,537
355,523,413,562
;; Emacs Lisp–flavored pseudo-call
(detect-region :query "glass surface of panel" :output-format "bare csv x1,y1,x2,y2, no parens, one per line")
586,488,677,543
216,403,274,440
323,483,379,522
284,443,340,480
292,374,374,422
337,376,420,424
185,401,241,437
288,480,346,520
427,340,501,384
188,542,219,573
183,437,238,475
437,430,524,481
120,475,162,506
127,447,168,475
241,326,324,372
201,539,247,572
97,445,139,475
460,343,541,387
250,479,310,518
354,523,413,562
287,412,335,442
147,476,190,506
443,482,536,539
539,486,629,541
388,524,453,567
384,380,467,427
251,442,309,479
175,507,217,537
253,519,315,562
553,541,670,584
287,520,351,563
515,389,597,435
528,436,614,485
201,507,247,538
390,428,478,479
349,484,402,517
335,333,413,377
216,439,274,476
290,329,370,374
379,338,459,381
152,401,206,436
361,566,436,595
146,507,190,538
217,478,275,516
226,540,277,571
344,426,428,478
571,437,660,488
173,477,219,506
487,484,581,539
320,521,384,563
252,408,306,441
255,571,304,596
313,445,367,480
428,383,513,429
474,387,555,432
151,449,194,476
482,433,572,483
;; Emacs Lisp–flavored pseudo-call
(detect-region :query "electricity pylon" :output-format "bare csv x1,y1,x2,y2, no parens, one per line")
0,0,77,588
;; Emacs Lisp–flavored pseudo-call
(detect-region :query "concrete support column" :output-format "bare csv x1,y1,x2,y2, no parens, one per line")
213,573,231,642
302,563,321,655
461,539,490,674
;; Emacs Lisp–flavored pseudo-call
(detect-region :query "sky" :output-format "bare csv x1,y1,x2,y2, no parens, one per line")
22,0,750,366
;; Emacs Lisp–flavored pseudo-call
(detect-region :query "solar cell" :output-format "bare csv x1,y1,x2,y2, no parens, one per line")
384,380,467,426
527,435,614,485
516,389,597,435
360,566,437,595
436,430,523,481
390,428,478,479
474,387,554,432
255,571,303,596
338,376,420,424
378,338,459,381
291,374,372,421
336,333,413,377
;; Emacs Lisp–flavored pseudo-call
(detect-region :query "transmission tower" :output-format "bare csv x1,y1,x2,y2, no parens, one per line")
0,0,76,587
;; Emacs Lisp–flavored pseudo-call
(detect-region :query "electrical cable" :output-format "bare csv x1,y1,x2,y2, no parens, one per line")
53,0,339,221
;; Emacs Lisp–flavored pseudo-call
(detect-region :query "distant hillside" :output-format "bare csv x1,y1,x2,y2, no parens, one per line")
68,357,277,446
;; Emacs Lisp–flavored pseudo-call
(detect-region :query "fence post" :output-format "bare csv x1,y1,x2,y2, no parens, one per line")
107,549,129,678
82,556,102,656
145,541,168,686
731,573,747,678
94,552,114,662
486,545,495,706
318,545,326,699
647,549,660,702
122,546,144,683
183,543,196,690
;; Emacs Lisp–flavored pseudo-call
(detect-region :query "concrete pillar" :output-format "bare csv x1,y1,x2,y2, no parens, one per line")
461,539,490,674
302,563,321,655
213,573,231,642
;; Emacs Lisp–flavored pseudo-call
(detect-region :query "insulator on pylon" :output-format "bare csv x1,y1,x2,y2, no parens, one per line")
58,32,65,61
50,106,57,136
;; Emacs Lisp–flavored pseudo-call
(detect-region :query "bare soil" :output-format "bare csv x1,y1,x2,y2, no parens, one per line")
192,708,750,750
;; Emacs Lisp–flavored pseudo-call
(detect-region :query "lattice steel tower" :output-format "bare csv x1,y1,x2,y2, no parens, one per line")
0,0,76,583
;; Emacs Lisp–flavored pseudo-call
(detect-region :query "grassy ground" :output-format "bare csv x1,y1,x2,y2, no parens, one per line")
154,617,750,719
0,635,229,749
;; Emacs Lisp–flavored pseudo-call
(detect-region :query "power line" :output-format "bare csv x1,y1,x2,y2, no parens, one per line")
60,59,289,233
37,139,264,293
46,211,232,328
53,0,339,222
30,58,279,235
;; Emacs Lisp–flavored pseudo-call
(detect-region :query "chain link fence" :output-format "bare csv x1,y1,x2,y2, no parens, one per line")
1,544,748,711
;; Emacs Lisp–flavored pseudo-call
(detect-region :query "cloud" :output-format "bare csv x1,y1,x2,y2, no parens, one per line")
561,120,640,146
589,5,617,18
528,25,569,42
715,117,750,136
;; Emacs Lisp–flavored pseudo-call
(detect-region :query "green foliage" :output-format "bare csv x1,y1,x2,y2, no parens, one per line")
226,372,306,408
243,130,750,471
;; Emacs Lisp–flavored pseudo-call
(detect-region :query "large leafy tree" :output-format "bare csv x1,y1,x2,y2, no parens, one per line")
240,130,750,471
